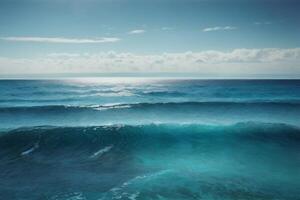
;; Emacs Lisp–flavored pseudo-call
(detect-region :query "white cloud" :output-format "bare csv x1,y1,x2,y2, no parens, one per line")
0,48,299,76
203,26,237,32
0,37,120,44
47,53,81,57
161,27,173,31
128,29,146,34
254,21,272,25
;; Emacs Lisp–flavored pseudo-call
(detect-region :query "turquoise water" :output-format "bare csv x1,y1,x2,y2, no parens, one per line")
0,79,300,199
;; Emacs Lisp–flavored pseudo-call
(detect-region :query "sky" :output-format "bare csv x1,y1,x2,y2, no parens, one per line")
0,0,299,77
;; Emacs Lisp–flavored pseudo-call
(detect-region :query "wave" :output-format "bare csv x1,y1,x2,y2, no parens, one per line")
2,101,300,111
1,101,300,129
1,122,299,157
1,122,299,200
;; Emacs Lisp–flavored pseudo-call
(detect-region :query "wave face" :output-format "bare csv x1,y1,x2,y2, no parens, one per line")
1,79,300,199
0,123,300,200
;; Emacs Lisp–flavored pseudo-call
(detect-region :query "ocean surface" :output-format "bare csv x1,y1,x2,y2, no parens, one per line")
0,78,299,200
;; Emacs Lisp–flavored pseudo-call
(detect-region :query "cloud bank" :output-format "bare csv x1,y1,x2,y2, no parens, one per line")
0,37,120,44
0,48,299,77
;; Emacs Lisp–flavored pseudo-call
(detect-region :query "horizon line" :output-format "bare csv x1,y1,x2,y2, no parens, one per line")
0,72,300,80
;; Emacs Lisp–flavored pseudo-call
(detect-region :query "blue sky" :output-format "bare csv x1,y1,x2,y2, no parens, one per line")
0,0,299,76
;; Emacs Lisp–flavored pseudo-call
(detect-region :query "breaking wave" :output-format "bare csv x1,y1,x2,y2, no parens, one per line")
0,122,300,199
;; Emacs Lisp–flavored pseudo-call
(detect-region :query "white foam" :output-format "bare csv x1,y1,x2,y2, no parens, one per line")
50,192,86,200
92,104,131,111
106,170,172,199
89,145,113,159
21,142,39,156
128,192,140,200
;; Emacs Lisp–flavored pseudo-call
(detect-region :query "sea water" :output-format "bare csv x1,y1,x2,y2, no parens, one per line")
0,78,299,199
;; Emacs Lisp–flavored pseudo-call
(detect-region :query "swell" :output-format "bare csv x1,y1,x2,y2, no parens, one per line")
1,101,300,129
1,101,300,112
1,122,299,157
1,122,300,200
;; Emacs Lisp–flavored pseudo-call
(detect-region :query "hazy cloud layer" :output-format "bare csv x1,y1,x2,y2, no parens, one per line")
0,48,299,76
1,37,120,44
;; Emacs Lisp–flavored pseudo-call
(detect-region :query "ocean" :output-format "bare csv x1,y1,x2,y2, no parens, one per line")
0,78,299,200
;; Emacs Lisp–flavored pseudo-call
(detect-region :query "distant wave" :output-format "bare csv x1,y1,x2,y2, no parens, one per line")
139,90,186,97
1,101,300,129
1,95,300,106
1,101,300,112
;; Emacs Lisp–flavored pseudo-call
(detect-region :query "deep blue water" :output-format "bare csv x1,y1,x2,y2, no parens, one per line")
0,78,300,200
